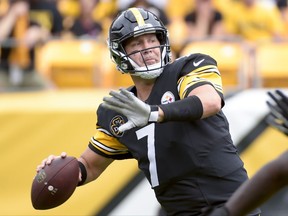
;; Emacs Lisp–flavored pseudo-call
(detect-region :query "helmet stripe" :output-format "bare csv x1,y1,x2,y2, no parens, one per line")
129,8,145,26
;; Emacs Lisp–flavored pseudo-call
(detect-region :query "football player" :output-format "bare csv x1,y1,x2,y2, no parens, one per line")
37,8,260,216
208,89,288,216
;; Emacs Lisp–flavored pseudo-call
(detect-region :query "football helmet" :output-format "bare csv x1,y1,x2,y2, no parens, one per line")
108,7,172,79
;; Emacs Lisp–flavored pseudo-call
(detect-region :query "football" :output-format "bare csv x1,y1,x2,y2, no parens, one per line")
31,156,79,210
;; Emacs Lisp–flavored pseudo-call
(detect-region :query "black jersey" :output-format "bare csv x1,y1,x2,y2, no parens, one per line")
89,53,244,188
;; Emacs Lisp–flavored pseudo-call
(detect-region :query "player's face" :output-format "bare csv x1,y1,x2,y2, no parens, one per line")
124,33,161,67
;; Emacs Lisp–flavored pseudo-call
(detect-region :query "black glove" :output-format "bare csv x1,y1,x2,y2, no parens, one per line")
266,90,288,136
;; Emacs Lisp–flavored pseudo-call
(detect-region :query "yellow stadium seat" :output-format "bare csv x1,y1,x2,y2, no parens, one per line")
36,39,133,89
180,40,249,93
254,42,288,88
36,39,106,88
99,47,133,89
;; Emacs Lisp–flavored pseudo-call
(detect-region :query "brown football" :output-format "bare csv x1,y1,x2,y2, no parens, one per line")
31,156,79,210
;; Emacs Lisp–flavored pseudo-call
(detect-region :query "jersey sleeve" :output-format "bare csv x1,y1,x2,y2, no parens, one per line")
88,126,133,160
177,53,224,99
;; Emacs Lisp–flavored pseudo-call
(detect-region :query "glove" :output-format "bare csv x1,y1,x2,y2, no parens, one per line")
266,89,288,136
102,88,159,132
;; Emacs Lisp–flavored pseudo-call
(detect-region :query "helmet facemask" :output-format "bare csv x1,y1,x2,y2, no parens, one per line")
108,8,172,79
121,38,170,79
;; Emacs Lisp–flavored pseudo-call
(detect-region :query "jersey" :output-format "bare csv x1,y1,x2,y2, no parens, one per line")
89,53,244,188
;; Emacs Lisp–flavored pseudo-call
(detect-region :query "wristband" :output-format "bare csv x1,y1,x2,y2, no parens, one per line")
77,161,87,186
159,95,203,122
148,105,159,122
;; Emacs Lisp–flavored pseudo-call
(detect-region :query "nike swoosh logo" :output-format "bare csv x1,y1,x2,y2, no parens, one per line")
193,59,205,67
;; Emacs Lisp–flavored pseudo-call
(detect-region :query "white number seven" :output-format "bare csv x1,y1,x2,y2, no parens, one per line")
136,123,159,187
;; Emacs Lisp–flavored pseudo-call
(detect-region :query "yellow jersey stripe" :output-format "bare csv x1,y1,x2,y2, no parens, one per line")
90,128,130,156
177,66,223,99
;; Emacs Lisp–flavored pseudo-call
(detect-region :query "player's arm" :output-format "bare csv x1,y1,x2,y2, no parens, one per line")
77,147,114,185
158,84,222,121
208,90,288,216
102,84,221,132
209,151,288,216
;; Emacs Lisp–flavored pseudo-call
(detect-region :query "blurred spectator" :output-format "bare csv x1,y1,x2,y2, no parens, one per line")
117,0,168,12
165,0,194,20
64,0,103,39
124,0,169,25
58,0,116,40
223,0,286,42
184,0,227,40
30,0,63,36
0,0,63,89
276,0,288,36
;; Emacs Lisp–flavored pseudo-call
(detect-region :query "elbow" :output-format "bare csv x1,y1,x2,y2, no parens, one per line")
202,97,222,118
211,98,222,113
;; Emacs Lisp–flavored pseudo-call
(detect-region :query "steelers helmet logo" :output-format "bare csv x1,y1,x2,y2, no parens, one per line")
161,91,175,104
110,115,125,137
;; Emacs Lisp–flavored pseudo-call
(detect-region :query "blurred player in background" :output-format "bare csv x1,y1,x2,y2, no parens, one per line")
37,8,260,216
207,89,288,216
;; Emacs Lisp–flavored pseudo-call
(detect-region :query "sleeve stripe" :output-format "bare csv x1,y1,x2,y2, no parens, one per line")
177,65,223,98
196,68,220,76
193,65,219,74
97,127,113,136
90,137,129,154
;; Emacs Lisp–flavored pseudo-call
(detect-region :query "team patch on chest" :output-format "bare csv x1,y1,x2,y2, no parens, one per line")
161,91,175,104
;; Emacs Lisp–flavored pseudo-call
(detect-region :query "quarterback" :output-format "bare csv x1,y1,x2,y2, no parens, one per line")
37,7,261,216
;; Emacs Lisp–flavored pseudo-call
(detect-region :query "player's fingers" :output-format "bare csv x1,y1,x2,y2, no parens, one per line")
103,96,130,109
268,91,279,105
60,152,67,158
36,164,44,172
103,96,122,106
119,88,135,100
118,121,135,132
36,154,64,172
109,90,130,103
46,154,56,165
266,101,282,118
276,90,288,105
102,102,122,113
36,158,49,172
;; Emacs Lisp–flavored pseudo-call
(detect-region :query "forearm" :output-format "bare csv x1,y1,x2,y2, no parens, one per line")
158,84,222,122
158,95,203,122
226,151,288,216
77,148,113,186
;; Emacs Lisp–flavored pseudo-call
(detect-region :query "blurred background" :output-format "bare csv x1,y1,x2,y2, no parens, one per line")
0,0,288,215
